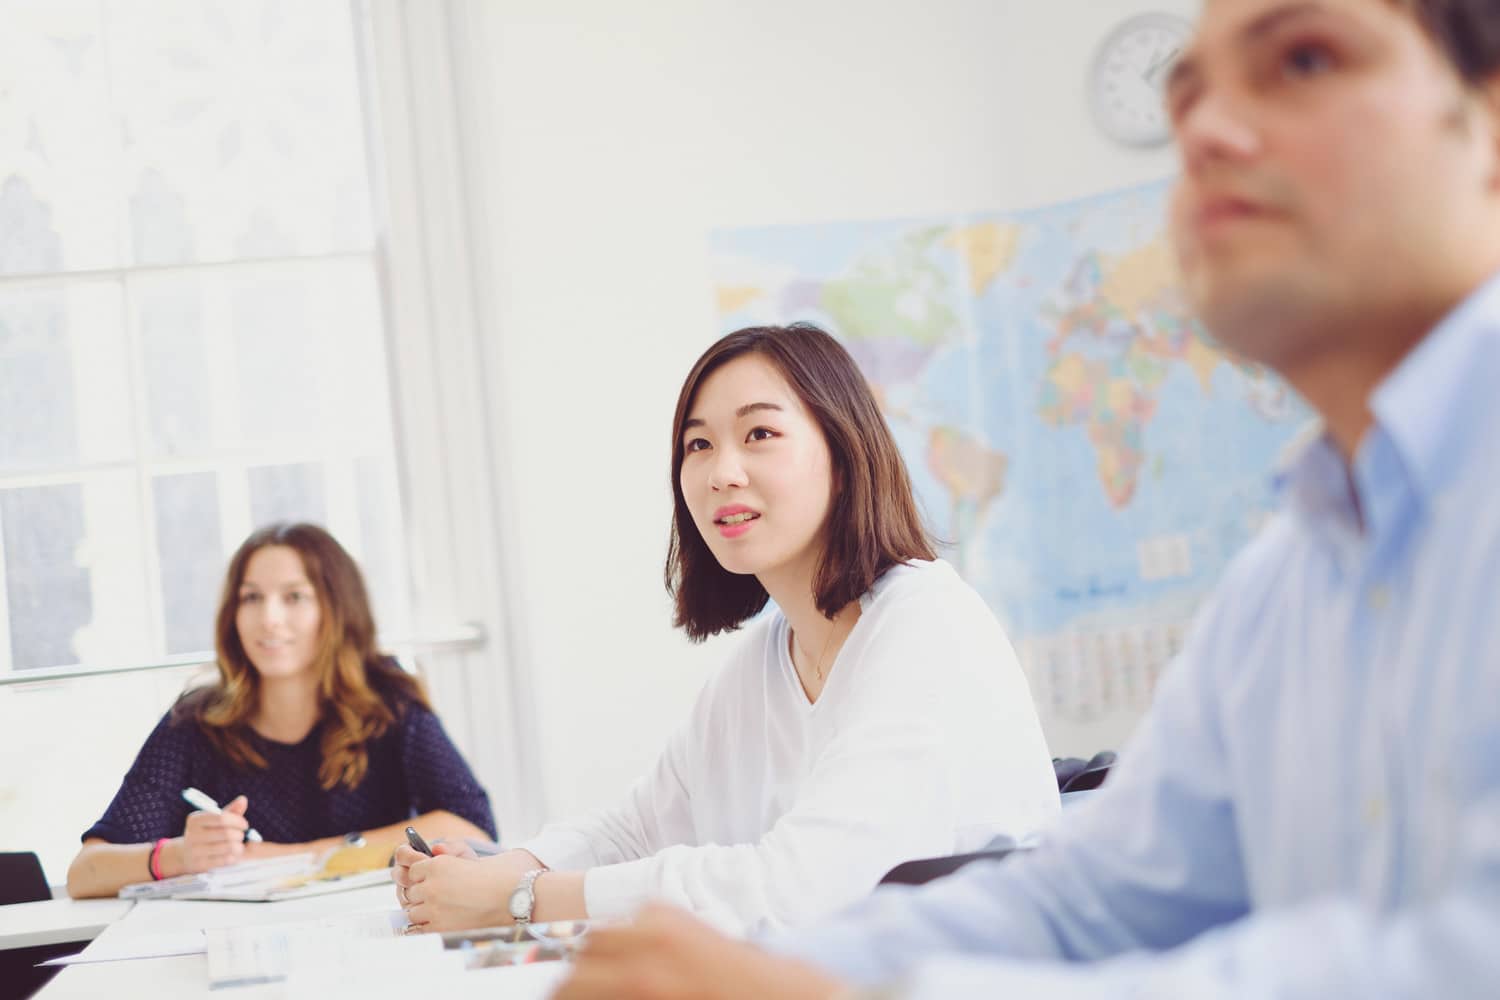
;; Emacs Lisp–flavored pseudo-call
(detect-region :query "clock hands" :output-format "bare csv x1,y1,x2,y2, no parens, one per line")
1142,46,1183,90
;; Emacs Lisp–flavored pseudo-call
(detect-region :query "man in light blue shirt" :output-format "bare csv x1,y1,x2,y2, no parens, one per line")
553,1,1500,997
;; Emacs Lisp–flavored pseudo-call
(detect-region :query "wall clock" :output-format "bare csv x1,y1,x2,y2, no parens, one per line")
1088,13,1194,148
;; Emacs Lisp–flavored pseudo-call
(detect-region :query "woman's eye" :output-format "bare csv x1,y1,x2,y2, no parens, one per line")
1281,42,1335,79
747,427,777,443
683,438,710,454
239,593,260,605
288,592,307,604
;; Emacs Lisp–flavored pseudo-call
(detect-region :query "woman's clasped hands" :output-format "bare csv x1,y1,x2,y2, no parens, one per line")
393,842,540,932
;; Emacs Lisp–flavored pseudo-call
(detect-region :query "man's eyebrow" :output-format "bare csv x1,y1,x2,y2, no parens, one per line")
1165,51,1203,104
1240,2,1328,44
1165,3,1333,107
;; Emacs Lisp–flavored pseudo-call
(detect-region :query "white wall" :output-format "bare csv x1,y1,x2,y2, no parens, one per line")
463,0,1199,832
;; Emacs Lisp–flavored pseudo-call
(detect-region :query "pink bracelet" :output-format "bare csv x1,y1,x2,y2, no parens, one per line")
149,838,170,881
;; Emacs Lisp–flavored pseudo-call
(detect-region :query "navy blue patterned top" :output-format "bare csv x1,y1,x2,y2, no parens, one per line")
83,661,496,844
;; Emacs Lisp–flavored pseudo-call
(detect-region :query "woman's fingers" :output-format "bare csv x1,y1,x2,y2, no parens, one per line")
392,844,425,866
432,840,477,860
404,857,432,885
186,814,249,841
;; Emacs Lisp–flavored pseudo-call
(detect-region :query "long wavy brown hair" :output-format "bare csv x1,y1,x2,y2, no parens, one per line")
178,522,428,791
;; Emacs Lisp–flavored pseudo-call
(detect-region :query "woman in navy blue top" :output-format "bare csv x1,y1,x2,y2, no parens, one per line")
66,522,496,898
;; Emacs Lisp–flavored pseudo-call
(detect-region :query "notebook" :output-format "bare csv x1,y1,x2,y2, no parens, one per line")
118,852,320,901
176,865,394,902
118,843,395,902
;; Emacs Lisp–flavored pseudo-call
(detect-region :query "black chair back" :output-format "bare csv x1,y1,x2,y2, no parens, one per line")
1052,750,1116,793
879,845,1016,886
877,751,1121,888
0,852,51,905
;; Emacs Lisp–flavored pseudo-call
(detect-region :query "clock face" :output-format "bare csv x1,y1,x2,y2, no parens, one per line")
1088,13,1194,148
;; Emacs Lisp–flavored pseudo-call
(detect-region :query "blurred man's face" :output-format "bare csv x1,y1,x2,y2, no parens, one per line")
1167,0,1500,371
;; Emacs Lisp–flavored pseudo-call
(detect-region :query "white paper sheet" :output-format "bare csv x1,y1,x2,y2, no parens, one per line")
40,928,207,965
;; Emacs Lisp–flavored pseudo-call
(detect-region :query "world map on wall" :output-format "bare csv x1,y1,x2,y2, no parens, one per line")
711,180,1309,744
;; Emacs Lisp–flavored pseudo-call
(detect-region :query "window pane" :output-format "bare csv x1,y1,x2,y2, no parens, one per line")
226,259,394,452
0,290,78,470
0,0,123,275
0,281,134,474
135,278,214,459
0,483,91,669
230,275,324,446
248,461,326,528
152,471,224,654
110,0,375,267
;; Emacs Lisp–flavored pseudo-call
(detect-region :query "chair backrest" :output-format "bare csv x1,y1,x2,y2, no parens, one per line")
879,845,1016,886
1052,750,1116,794
0,852,52,905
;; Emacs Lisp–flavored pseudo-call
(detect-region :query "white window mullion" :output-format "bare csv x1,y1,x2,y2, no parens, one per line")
118,273,168,663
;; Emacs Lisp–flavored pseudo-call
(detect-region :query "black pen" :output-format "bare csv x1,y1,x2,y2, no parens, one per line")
405,826,434,856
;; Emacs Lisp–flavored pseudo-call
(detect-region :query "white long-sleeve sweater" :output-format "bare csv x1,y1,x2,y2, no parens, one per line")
516,559,1060,934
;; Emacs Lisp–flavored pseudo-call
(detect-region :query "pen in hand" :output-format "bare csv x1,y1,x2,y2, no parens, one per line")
181,787,263,843
405,826,434,857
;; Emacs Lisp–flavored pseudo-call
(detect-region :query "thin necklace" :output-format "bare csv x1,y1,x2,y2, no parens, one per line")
794,611,843,684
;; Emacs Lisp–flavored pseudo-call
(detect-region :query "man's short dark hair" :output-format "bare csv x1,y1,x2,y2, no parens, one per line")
665,324,936,642
1399,0,1500,84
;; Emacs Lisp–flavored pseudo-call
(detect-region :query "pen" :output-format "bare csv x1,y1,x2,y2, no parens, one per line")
405,826,433,856
181,787,264,843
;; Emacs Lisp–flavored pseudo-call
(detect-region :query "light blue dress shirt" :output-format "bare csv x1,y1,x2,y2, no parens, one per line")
775,272,1500,998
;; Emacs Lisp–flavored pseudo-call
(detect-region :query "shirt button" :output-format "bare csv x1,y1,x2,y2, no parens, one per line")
1369,585,1390,611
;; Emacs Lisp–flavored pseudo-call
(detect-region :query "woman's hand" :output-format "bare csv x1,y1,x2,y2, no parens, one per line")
553,904,846,1000
175,794,251,874
390,839,474,909
430,838,479,860
394,845,537,932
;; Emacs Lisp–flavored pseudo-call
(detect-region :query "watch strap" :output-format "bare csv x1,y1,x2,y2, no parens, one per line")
512,867,548,925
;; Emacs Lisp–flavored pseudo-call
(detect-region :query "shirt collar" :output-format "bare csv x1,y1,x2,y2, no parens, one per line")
1274,421,1358,538
1273,268,1500,542
1369,269,1500,502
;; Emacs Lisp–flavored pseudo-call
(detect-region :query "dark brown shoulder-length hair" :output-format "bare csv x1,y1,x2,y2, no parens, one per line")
176,522,429,791
665,323,936,641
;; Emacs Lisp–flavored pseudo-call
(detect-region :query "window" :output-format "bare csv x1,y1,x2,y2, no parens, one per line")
0,0,413,881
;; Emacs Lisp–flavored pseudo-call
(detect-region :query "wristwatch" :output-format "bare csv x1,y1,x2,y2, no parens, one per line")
507,867,549,926
342,832,366,848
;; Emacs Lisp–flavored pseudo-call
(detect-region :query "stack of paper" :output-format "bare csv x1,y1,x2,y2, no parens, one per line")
205,909,421,988
118,853,319,900
177,865,394,902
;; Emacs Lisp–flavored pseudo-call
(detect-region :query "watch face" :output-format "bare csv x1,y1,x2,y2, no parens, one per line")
508,885,531,920
1088,13,1194,147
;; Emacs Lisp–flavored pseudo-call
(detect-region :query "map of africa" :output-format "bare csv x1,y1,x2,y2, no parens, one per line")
711,179,1309,750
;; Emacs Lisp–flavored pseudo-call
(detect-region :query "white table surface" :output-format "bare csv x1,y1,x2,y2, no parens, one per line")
35,882,565,999
34,884,398,999
0,896,134,950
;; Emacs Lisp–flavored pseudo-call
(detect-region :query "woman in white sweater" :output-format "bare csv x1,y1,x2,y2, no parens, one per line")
395,323,1059,934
